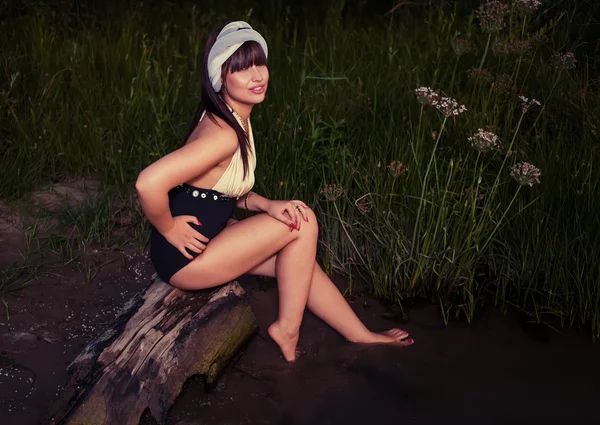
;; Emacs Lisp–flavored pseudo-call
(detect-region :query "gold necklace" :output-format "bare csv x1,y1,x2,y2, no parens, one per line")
233,111,248,135
218,95,249,135
231,109,248,136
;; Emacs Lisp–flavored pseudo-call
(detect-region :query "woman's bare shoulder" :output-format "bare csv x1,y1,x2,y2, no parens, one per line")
136,113,238,191
188,111,238,147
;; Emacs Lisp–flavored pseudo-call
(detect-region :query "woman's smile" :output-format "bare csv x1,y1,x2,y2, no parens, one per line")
250,84,265,94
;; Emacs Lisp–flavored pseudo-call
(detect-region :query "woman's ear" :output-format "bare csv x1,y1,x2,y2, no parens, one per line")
221,80,228,96
218,72,225,93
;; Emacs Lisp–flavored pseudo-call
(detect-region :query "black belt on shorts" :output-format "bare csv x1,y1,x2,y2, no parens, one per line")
171,183,236,202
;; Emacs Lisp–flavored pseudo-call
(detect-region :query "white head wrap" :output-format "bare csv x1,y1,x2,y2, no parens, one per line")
207,21,268,93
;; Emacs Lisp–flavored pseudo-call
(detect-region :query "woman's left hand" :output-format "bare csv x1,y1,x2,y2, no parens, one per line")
265,199,310,231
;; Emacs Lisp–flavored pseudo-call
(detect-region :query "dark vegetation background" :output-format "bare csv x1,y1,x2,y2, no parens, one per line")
2,0,600,338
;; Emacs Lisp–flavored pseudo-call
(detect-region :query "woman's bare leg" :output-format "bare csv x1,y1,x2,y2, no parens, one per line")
169,211,319,361
247,250,414,346
266,212,318,361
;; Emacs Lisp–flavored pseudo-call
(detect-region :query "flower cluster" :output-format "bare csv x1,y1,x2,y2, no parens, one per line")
320,183,344,201
463,187,486,201
510,162,542,186
436,96,468,117
476,1,509,33
518,95,541,113
388,161,409,177
451,38,476,56
468,129,501,153
354,193,373,215
470,67,495,85
493,39,532,56
469,69,514,94
414,87,440,106
492,40,512,55
415,87,467,117
491,73,514,94
530,31,549,46
552,51,577,70
514,0,541,14
511,40,533,55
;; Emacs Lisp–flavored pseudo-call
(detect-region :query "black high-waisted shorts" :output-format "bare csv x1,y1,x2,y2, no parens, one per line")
150,183,237,284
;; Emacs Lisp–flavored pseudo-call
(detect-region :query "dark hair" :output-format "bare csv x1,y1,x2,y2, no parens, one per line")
182,23,267,182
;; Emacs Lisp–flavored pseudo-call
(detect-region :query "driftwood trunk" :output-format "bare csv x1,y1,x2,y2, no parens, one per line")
47,274,257,425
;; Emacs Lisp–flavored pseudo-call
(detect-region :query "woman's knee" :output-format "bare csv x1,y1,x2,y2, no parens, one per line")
296,206,319,237
261,207,318,234
273,206,318,232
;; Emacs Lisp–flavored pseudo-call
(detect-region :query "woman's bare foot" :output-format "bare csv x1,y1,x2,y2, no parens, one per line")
268,321,300,362
351,328,414,346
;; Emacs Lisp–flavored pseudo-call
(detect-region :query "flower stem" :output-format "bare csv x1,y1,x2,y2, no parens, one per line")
531,70,562,129
333,201,366,272
388,176,396,215
489,111,525,201
412,104,425,181
478,33,492,72
449,56,460,92
409,117,448,286
480,185,522,253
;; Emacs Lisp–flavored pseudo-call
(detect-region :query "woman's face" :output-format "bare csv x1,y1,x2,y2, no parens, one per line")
222,64,269,105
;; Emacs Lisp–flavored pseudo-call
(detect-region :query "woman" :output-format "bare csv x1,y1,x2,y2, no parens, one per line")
136,21,414,362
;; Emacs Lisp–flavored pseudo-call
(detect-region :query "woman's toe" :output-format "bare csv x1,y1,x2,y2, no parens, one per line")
384,328,409,340
397,337,414,347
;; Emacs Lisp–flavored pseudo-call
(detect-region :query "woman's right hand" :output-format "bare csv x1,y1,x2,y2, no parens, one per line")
162,215,209,260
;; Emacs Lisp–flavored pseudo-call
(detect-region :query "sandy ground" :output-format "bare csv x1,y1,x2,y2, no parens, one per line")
1,179,600,425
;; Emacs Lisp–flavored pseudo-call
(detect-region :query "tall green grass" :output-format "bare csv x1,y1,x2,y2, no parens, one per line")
2,0,599,337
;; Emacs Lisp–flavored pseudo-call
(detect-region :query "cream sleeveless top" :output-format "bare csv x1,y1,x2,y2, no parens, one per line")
198,107,256,200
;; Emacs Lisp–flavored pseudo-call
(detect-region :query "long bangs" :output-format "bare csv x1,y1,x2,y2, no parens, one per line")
223,40,267,74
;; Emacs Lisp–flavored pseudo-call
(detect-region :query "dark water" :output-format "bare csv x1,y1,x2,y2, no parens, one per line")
3,263,598,425
148,275,600,425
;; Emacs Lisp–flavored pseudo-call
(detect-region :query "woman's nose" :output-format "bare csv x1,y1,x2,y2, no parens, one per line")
251,66,264,81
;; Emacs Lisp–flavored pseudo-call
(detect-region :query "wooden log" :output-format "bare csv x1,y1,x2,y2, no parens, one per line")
46,274,257,425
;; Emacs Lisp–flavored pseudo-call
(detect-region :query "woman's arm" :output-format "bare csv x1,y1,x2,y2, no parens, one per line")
136,189,176,235
237,191,271,212
135,119,239,234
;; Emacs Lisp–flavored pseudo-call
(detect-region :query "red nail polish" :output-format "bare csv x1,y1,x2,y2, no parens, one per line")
304,217,308,222
407,338,414,344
